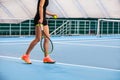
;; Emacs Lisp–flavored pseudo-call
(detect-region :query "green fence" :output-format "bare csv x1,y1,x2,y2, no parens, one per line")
0,18,120,36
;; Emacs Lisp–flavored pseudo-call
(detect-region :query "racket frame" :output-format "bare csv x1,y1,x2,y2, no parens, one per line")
39,23,54,54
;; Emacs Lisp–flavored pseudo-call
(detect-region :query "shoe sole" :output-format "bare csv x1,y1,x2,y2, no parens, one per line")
43,61,56,64
21,57,32,64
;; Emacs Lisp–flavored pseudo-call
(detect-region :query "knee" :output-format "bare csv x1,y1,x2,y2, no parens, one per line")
34,38,40,42
44,38,49,42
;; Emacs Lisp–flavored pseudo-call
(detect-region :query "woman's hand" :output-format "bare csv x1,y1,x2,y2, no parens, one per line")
46,10,58,18
52,14,58,18
38,18,43,24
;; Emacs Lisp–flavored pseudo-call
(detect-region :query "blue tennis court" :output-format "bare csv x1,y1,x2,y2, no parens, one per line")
0,36,120,80
0,0,120,80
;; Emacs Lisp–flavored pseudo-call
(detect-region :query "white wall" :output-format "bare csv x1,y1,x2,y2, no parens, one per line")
48,0,120,18
0,0,120,23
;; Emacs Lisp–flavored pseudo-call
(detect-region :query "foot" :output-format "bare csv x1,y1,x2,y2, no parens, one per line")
21,54,32,64
43,56,55,64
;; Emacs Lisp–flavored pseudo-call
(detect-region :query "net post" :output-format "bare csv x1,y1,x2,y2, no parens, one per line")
10,23,11,36
20,20,22,36
28,19,31,36
97,19,101,37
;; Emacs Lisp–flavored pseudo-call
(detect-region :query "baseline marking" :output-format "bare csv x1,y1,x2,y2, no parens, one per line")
54,42,120,48
0,55,120,72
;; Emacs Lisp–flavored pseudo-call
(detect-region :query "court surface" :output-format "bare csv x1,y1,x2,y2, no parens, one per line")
0,36,120,80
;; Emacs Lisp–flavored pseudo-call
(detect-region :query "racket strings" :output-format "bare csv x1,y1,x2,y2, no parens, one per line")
40,27,53,54
41,37,53,54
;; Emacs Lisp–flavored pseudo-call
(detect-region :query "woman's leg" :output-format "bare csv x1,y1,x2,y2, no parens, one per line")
21,26,42,64
43,25,50,57
43,25,55,63
25,26,42,55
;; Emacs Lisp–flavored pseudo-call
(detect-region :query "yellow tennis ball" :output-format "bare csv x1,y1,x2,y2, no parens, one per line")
53,15,57,19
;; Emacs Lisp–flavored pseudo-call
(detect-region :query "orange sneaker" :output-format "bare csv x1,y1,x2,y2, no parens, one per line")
21,54,32,64
43,56,55,64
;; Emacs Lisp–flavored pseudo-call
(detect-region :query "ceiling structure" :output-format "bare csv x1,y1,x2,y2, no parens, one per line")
0,0,120,23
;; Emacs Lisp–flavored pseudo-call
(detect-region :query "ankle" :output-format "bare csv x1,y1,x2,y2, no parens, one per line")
25,53,30,56
44,55,49,58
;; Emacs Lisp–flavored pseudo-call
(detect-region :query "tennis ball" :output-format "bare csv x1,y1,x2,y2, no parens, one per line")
53,15,57,19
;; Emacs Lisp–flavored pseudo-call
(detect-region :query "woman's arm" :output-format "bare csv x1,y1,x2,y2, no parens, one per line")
46,10,58,17
39,0,45,23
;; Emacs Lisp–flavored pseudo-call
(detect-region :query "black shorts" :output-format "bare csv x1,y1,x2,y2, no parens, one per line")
34,20,48,26
34,14,48,26
34,19,48,26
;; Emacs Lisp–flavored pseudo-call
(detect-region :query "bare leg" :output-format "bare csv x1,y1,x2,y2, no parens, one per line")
22,25,55,63
25,26,42,55
43,25,55,63
21,26,42,64
43,25,50,57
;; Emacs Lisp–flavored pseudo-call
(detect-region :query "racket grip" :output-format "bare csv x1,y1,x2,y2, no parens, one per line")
39,23,43,30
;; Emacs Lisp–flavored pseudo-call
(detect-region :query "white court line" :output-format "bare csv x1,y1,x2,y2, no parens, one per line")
54,39,120,43
0,55,120,72
0,38,120,44
0,43,29,45
54,42,120,48
0,40,120,48
0,38,120,43
0,39,120,48
0,40,31,43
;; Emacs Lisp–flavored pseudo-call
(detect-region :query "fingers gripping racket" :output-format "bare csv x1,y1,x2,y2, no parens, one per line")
39,23,54,54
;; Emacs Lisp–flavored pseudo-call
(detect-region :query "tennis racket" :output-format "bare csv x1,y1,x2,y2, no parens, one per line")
39,23,54,54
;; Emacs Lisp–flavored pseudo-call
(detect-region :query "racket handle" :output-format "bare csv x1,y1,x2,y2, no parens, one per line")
39,23,43,30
